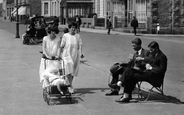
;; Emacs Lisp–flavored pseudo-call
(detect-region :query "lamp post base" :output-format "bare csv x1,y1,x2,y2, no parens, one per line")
15,34,20,38
15,22,20,38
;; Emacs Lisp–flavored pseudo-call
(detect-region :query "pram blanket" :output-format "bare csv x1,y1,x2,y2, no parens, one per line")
39,59,68,88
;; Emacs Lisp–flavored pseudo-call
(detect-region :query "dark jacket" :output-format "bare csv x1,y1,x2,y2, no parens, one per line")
26,27,36,37
147,50,167,87
128,48,150,68
53,18,59,27
119,48,150,81
75,17,82,25
131,18,138,28
107,19,112,28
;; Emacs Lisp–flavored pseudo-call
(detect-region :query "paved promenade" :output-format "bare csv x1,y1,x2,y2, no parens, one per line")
0,21,184,115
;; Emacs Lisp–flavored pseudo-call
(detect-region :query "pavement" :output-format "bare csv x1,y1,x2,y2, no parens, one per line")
0,21,184,115
59,24,184,37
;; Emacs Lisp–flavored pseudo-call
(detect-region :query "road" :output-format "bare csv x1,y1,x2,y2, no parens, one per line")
0,20,184,115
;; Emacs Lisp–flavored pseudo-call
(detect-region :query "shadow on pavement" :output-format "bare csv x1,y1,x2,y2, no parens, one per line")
43,96,80,105
133,89,184,104
75,88,109,96
51,88,110,105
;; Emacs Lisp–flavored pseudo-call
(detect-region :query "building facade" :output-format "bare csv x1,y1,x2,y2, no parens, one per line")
154,0,184,34
41,0,61,17
2,0,180,34
104,0,184,34
3,0,41,21
62,0,93,24
94,0,106,18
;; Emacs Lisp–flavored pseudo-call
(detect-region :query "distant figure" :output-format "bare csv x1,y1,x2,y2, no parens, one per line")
156,23,160,34
53,16,59,27
107,16,112,35
131,16,138,35
9,15,12,21
75,15,82,33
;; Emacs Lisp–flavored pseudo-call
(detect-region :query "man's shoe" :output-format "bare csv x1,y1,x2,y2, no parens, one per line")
115,95,132,103
108,84,120,89
105,91,119,96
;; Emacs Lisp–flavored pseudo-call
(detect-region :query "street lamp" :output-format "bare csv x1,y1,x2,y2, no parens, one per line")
15,0,20,38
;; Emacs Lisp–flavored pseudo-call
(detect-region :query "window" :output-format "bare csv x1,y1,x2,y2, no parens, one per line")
107,1,110,16
44,2,48,15
136,0,146,23
127,0,134,22
127,0,146,23
97,0,100,16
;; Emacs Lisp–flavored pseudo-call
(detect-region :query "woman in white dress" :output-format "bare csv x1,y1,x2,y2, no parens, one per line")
39,26,61,85
59,22,83,93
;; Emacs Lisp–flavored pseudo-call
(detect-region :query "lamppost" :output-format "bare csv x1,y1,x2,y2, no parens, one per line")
15,0,20,38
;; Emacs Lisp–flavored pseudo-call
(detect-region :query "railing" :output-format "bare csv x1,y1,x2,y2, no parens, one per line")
81,18,94,28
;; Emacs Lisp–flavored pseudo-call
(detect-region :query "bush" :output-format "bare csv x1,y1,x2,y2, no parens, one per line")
159,28,171,34
173,28,184,34
157,27,184,34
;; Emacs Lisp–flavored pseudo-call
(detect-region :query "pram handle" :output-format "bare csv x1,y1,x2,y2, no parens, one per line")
39,51,61,60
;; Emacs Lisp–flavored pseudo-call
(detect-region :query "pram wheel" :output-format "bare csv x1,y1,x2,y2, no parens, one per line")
43,87,52,105
46,94,51,105
66,93,73,103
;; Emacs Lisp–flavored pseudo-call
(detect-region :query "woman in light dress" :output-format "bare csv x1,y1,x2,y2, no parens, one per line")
59,22,83,93
39,26,61,86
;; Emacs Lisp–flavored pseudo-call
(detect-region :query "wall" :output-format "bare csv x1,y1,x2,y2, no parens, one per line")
154,0,184,34
29,0,41,16
95,0,106,18
157,0,170,27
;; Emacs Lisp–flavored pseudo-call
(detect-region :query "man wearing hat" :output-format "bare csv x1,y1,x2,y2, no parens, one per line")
107,16,112,35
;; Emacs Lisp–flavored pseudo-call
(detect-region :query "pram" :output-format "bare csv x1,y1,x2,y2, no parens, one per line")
40,52,73,105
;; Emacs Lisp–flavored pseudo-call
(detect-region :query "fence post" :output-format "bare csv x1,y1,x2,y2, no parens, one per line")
105,16,108,29
113,16,116,30
92,15,96,29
